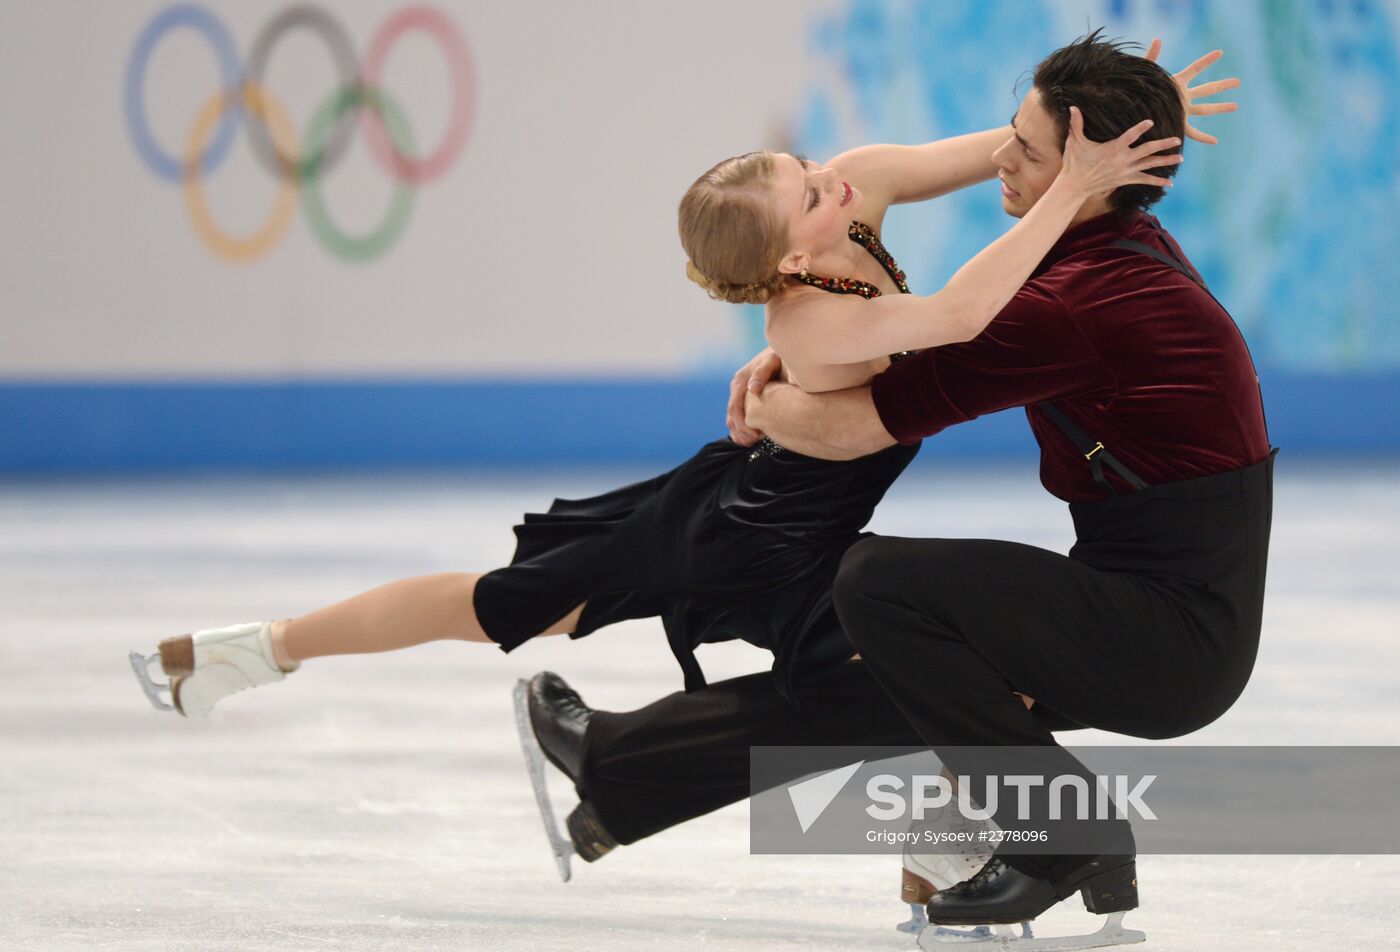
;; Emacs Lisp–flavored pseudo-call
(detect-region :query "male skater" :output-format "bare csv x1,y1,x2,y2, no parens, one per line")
527,31,1271,946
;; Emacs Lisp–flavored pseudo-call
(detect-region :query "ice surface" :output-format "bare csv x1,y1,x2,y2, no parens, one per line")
1,458,1396,951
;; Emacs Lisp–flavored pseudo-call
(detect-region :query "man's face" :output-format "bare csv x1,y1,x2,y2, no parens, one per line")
990,87,1064,219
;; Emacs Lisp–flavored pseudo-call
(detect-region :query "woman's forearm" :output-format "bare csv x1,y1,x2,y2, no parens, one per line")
926,176,1086,342
927,109,1181,343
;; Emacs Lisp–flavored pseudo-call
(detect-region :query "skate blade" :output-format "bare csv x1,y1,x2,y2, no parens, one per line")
897,902,930,935
919,912,1143,951
128,651,173,712
919,923,1016,945
512,679,574,883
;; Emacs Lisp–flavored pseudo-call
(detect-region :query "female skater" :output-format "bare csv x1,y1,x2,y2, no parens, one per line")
130,107,1184,720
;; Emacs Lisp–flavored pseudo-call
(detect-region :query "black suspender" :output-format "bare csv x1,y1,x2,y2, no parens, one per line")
1038,402,1148,496
1037,216,1267,497
1111,238,1203,284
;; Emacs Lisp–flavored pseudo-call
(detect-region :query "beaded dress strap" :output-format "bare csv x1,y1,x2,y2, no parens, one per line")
790,221,911,298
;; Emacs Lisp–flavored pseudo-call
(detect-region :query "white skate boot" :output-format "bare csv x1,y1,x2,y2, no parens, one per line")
897,802,1018,940
128,621,296,718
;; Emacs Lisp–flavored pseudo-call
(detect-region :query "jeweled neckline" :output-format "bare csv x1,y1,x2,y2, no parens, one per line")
790,221,911,299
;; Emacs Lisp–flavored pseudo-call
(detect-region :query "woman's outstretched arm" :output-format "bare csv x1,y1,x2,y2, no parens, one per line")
829,125,1011,207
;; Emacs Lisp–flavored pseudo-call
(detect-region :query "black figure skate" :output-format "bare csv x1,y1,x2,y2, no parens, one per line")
511,671,617,882
917,855,1145,950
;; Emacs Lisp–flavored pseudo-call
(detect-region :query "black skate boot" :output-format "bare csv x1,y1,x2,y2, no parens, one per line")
525,670,593,782
512,672,618,882
921,854,1144,949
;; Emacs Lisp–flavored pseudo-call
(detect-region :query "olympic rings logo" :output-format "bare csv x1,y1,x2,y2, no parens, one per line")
124,4,475,263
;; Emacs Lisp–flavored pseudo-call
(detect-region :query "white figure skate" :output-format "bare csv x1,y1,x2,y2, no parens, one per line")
128,621,295,717
897,802,1002,937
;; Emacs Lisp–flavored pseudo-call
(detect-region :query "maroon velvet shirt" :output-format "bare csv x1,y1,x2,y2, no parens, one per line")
870,211,1270,503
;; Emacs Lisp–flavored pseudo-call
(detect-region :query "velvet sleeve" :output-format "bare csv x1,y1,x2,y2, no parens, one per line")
869,282,1114,443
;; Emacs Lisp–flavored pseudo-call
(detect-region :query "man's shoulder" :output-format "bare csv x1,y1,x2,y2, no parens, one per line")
1034,217,1193,301
1012,271,1073,316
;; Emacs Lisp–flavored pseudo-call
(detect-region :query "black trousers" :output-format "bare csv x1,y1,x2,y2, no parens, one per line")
580,660,1086,846
579,456,1274,879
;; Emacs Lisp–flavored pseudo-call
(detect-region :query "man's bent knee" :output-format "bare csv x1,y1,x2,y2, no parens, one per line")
834,537,902,647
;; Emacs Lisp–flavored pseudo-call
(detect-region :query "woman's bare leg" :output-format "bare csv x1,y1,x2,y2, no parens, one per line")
267,572,584,668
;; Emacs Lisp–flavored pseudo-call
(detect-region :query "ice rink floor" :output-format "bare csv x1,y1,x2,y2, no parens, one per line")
2,457,1397,951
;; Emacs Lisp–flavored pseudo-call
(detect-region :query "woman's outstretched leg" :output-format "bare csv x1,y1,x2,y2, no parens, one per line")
272,572,585,666
134,572,585,718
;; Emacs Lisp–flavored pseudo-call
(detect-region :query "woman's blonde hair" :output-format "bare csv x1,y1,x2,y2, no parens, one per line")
678,151,789,306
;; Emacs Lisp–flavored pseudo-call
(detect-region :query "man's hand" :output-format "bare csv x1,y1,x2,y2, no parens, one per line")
1145,38,1240,145
727,347,783,445
742,381,788,436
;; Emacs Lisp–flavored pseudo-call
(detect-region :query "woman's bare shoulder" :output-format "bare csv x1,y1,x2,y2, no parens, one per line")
765,282,850,339
766,289,888,389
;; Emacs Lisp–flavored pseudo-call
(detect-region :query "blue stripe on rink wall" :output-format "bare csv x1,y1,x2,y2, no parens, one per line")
1,372,1397,473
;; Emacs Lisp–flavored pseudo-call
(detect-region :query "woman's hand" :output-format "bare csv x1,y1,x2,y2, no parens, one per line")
727,347,783,445
1056,106,1183,200
1145,38,1240,146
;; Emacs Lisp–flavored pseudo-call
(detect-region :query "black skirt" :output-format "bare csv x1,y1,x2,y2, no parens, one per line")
473,436,921,704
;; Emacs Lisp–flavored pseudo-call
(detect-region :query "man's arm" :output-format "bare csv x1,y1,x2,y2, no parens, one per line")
744,383,895,461
748,284,1112,458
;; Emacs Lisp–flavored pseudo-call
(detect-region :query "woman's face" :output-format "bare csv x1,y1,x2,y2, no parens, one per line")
770,152,861,274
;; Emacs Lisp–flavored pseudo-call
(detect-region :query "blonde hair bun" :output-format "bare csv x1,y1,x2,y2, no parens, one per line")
685,260,783,305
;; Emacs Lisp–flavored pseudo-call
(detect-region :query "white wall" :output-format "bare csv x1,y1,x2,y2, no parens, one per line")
0,1,817,379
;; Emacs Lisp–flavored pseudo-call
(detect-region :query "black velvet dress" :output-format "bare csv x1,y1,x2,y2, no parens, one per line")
473,222,921,705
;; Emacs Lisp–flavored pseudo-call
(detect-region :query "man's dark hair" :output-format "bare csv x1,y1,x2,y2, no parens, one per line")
1032,28,1185,219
